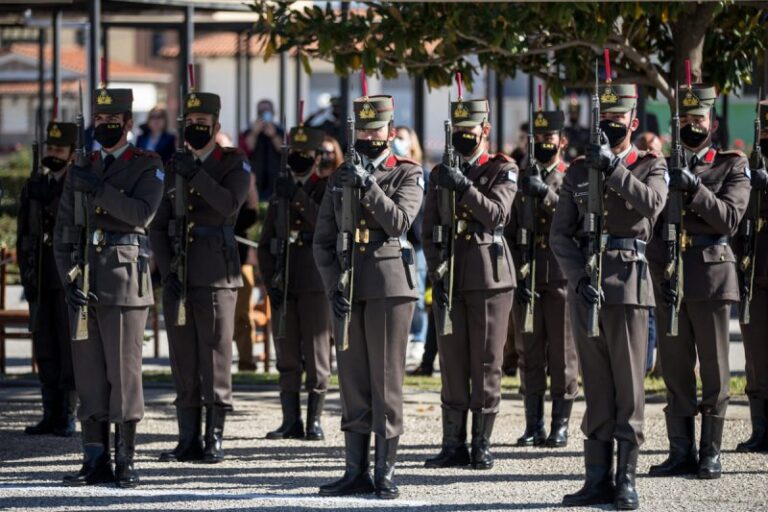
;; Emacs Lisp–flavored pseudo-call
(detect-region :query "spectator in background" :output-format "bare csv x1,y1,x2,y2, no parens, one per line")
307,95,343,144
239,100,284,200
136,107,175,163
317,135,343,179
216,132,234,148
634,131,663,154
511,122,530,168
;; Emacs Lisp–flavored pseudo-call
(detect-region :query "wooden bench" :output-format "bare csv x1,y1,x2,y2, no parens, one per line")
0,246,34,375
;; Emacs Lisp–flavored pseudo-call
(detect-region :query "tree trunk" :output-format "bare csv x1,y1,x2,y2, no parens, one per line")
672,3,718,87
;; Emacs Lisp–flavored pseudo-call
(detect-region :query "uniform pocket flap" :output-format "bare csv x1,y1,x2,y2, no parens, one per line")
115,245,139,264
701,244,735,264
372,243,401,259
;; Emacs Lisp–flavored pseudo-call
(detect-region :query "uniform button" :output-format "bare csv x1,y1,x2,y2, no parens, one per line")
462,213,468,218
297,240,304,247
359,246,366,253
295,201,301,207
360,219,366,226
300,208,305,212
465,234,471,240
188,205,193,211
295,220,301,225
720,255,725,261
603,210,609,216
95,246,102,253
189,237,195,243
454,234,459,240
540,218,546,224
190,187,196,194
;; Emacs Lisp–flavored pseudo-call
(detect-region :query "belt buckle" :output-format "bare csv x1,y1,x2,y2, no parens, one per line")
288,230,299,244
456,220,468,234
758,218,766,234
43,232,51,244
91,229,105,246
355,228,370,244
680,231,692,252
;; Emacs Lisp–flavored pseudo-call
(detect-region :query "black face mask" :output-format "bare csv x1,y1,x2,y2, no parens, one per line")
354,139,388,159
533,142,558,164
599,119,629,148
452,131,480,157
42,155,67,172
759,139,768,160
680,124,709,149
319,154,335,169
184,123,214,150
287,152,315,175
94,123,124,148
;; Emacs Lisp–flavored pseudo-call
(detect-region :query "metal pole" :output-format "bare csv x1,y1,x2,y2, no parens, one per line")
279,51,287,125
88,0,100,95
339,1,350,147
413,74,425,155
496,74,504,154
52,10,62,105
180,6,194,97
101,25,109,84
295,51,302,125
37,28,45,127
235,31,242,133
245,31,252,127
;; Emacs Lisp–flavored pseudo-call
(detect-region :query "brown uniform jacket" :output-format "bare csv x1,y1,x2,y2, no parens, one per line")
424,152,519,292
151,144,249,289
258,173,328,294
550,146,667,307
648,148,750,302
506,160,568,288
54,145,164,306
313,152,424,301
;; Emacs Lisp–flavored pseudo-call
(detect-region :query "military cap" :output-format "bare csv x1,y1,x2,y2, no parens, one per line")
183,92,221,117
679,84,717,116
289,125,324,152
93,87,133,114
44,121,77,146
533,110,565,134
599,83,638,113
353,95,394,130
758,100,768,126
451,98,489,127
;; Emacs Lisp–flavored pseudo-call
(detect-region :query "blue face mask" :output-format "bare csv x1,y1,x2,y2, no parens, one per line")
260,111,274,123
391,137,411,157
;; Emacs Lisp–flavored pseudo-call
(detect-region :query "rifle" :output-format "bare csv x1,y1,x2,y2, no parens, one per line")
172,84,189,327
739,87,764,325
584,58,605,338
434,86,458,337
662,81,687,336
335,116,359,351
67,82,90,341
27,107,44,332
271,115,291,338
519,102,539,334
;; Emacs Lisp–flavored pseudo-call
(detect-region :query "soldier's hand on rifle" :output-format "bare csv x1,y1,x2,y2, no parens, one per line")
520,173,549,199
586,133,619,176
661,280,678,306
163,273,184,300
338,162,375,190
268,286,284,308
331,289,351,318
668,166,700,192
436,163,471,192
175,152,200,180
515,284,539,305
275,175,298,199
576,276,602,305
27,179,55,204
65,283,97,308
432,279,450,308
751,167,768,191
71,164,102,195
23,284,37,303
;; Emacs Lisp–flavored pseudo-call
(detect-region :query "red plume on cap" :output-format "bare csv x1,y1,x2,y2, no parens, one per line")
298,99,304,126
685,59,692,89
99,57,106,88
456,72,463,100
538,84,543,111
360,66,368,98
188,64,196,92
52,96,59,121
603,48,612,84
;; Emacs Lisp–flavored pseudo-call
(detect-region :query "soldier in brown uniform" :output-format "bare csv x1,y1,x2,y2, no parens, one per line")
551,82,667,509
423,98,517,471
259,124,332,441
735,100,768,453
513,109,578,448
314,94,423,499
150,91,249,464
647,84,750,480
18,120,77,437
54,87,164,487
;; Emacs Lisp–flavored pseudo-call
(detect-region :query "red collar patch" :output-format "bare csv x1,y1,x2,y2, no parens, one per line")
703,148,716,164
477,152,490,166
557,161,567,173
120,146,134,162
212,145,223,161
384,154,398,169
625,149,638,166
310,173,320,184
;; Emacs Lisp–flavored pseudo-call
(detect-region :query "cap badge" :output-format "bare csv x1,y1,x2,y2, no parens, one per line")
534,113,549,128
96,89,113,105
49,124,62,139
293,129,308,143
453,102,470,119
359,103,377,120
600,87,618,105
186,94,202,109
682,90,700,108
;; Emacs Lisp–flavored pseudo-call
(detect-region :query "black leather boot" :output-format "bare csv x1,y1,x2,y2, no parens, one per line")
115,422,139,488
425,408,470,468
202,406,226,464
736,398,768,453
615,441,639,510
266,391,304,439
649,415,698,477
63,420,114,486
516,394,546,447
159,407,204,462
25,387,57,435
52,391,77,437
319,432,375,496
562,439,615,506
470,412,496,470
374,435,399,500
545,398,573,448
698,414,724,479
305,392,326,441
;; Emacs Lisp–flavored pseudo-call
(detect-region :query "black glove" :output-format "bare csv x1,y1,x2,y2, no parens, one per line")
515,285,540,305
65,283,97,308
27,179,55,204
586,133,619,176
331,289,351,318
575,276,602,305
268,286,284,308
338,162,375,190
275,174,298,199
433,279,450,308
436,163,472,193
164,273,184,300
662,281,678,306
668,166,700,193
175,152,200,180
751,167,768,191
71,164,102,194
520,172,549,199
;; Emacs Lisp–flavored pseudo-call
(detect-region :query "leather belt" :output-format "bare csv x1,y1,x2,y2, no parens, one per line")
606,237,648,303
688,234,729,247
190,225,235,238
354,228,389,244
91,230,146,246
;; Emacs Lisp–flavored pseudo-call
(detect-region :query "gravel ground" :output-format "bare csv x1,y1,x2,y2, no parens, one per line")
1,386,766,511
